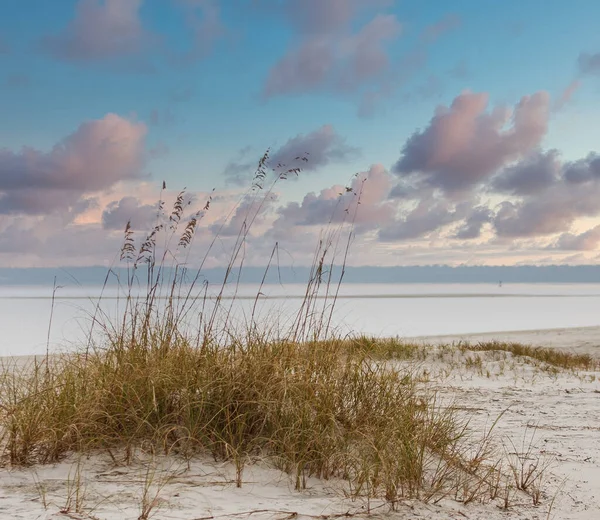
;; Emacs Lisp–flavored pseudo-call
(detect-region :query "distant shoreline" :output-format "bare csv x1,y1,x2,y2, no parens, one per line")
1,292,600,300
2,264,600,285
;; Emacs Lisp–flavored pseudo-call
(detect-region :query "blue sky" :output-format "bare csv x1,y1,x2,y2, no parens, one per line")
1,0,600,268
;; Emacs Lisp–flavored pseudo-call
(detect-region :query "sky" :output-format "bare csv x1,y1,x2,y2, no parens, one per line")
1,0,600,269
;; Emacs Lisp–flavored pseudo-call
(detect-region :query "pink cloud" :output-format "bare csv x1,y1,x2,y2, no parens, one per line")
419,14,461,44
101,196,157,230
272,164,396,234
454,206,493,239
210,193,279,238
554,80,581,111
42,0,149,62
262,39,335,97
0,114,147,214
552,225,600,251
283,0,390,34
271,125,358,171
263,1,401,98
490,150,561,196
338,15,402,90
224,125,358,184
357,48,427,117
493,180,600,238
578,51,600,75
393,91,550,192
0,217,121,265
175,0,227,63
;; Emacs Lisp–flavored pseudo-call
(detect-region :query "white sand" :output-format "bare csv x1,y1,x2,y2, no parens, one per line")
1,326,599,519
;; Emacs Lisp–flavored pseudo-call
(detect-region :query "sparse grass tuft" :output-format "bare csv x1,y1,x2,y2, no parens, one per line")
458,341,598,370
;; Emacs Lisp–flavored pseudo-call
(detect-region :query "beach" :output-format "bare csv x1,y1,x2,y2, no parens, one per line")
1,325,599,520
411,324,600,357
6,0,600,517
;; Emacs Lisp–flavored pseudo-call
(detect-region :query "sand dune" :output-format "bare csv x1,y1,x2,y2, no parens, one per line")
411,325,600,357
1,326,599,519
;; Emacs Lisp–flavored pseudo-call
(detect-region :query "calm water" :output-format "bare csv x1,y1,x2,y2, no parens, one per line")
2,283,600,357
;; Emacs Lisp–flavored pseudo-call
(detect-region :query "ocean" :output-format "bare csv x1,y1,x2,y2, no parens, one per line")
2,282,600,357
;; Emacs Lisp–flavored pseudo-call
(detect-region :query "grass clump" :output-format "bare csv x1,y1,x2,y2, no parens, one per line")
0,151,521,508
0,337,498,504
459,341,598,370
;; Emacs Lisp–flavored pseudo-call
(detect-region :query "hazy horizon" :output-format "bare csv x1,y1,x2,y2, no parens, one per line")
2,264,600,286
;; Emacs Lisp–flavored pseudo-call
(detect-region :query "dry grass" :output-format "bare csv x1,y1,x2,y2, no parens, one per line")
0,151,552,510
326,336,598,375
338,335,427,361
0,337,504,505
458,341,598,370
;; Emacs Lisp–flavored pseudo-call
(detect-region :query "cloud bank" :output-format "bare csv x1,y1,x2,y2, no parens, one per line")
1,87,600,268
